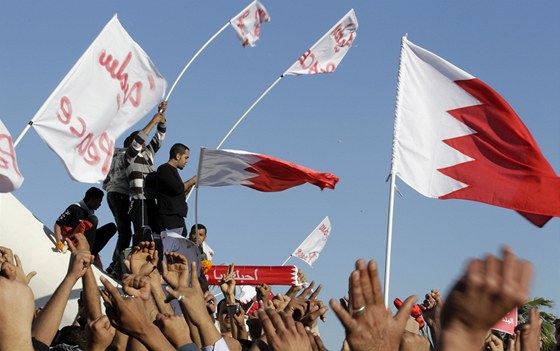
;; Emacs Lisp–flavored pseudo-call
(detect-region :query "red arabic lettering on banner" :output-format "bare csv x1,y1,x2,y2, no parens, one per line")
55,96,114,175
205,265,297,286
0,134,21,176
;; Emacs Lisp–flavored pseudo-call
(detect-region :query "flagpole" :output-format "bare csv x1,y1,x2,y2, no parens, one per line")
281,256,291,266
164,22,230,102
216,75,284,149
13,121,33,148
194,147,206,246
383,34,407,307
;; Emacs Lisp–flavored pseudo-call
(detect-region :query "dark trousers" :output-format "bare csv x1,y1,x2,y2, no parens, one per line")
129,198,158,245
84,215,117,256
107,192,132,268
158,214,187,237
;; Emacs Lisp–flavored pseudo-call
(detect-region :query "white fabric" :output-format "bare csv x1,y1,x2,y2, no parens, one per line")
0,119,24,192
203,241,215,260
202,337,230,351
292,216,331,267
285,9,358,75
229,1,270,47
32,15,166,183
393,37,479,198
198,148,259,187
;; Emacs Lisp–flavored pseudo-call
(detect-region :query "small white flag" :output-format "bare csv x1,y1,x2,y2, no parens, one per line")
292,216,331,267
31,15,167,183
285,9,358,75
0,120,24,192
230,1,270,47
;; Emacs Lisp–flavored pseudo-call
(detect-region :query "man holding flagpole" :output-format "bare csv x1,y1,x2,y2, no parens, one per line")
126,102,167,244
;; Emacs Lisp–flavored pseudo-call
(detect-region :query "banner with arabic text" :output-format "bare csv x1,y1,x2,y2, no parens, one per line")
206,265,298,286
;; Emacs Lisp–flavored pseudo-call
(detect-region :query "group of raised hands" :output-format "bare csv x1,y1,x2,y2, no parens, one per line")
0,238,556,351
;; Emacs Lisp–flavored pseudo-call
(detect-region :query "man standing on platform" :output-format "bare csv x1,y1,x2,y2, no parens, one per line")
156,143,196,237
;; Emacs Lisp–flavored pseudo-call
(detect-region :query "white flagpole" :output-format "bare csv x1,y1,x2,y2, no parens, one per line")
165,22,230,102
194,147,206,245
281,256,291,266
216,75,284,149
13,121,33,148
384,34,407,307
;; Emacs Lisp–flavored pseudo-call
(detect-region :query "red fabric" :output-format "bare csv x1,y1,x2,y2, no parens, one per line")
61,220,94,239
244,154,339,192
438,78,560,227
205,265,297,286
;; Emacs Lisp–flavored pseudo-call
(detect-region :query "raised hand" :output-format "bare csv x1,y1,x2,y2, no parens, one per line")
66,239,94,280
220,263,236,304
519,308,541,351
420,289,442,345
125,241,158,277
399,331,430,351
330,259,418,351
86,315,116,351
484,333,505,351
204,290,217,315
154,313,192,349
258,307,312,351
0,275,35,350
439,246,533,351
161,252,189,289
121,274,152,301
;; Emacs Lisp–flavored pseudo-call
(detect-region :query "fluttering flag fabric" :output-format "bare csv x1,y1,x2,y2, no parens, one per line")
392,37,560,226
0,120,24,192
31,15,167,183
284,9,358,75
206,265,298,286
230,1,270,47
198,148,339,192
292,216,331,267
491,308,518,335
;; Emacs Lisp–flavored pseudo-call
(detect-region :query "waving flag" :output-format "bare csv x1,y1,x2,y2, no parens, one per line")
0,120,23,192
230,1,270,47
285,9,358,75
291,216,331,267
31,15,167,183
198,148,339,192
206,265,298,286
392,37,560,226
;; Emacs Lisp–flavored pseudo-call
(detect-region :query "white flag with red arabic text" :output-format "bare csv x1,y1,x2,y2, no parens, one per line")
0,119,24,192
292,216,331,267
31,15,167,183
230,1,270,47
285,9,358,75
197,148,339,192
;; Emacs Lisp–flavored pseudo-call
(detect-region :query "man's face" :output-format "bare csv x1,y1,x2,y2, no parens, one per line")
217,302,231,333
87,197,103,210
177,150,190,170
190,228,206,244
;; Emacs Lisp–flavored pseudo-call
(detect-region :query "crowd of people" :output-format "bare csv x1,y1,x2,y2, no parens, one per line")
1,103,556,350
0,235,558,350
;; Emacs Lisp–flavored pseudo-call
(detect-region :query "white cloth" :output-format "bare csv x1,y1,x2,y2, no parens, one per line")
0,119,24,192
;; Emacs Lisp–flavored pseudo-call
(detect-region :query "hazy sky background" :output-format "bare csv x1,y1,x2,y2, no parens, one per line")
1,1,559,348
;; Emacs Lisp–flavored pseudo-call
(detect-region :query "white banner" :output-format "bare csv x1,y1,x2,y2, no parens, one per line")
285,9,358,75
230,1,270,47
32,15,167,183
292,216,331,267
0,120,24,192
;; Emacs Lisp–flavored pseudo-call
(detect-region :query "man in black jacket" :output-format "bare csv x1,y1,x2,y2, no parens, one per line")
156,143,196,237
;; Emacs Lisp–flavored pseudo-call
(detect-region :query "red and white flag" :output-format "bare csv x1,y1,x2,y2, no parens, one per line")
284,9,358,76
198,148,339,192
206,265,298,286
292,216,331,267
230,1,270,48
392,37,560,226
31,15,167,183
0,120,24,192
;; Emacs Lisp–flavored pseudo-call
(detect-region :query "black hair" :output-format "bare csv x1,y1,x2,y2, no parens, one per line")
124,131,139,148
169,143,189,160
189,223,207,237
84,187,103,201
